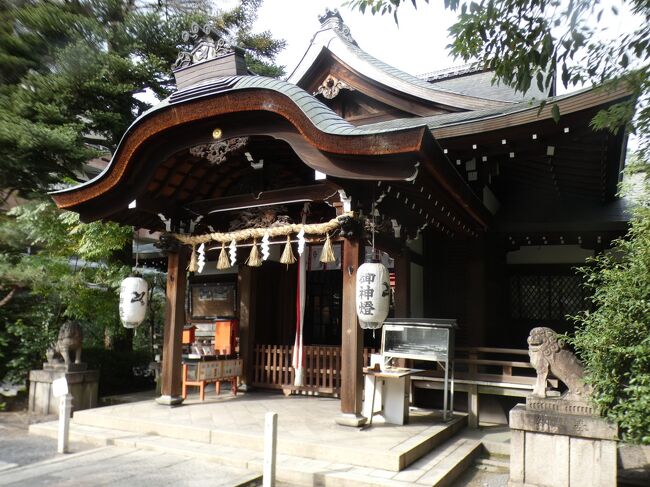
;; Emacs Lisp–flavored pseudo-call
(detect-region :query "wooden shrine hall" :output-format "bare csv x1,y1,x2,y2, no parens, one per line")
50,10,631,425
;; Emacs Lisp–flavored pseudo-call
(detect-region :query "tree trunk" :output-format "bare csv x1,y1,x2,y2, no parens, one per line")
0,286,18,307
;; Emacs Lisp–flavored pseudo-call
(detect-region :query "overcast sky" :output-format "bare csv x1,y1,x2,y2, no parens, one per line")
253,1,461,78
251,0,640,83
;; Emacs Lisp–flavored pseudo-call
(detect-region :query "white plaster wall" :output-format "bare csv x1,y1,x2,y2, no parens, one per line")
506,245,593,265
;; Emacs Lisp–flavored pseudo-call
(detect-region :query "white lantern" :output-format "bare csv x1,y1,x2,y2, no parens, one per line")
119,276,149,328
356,261,390,330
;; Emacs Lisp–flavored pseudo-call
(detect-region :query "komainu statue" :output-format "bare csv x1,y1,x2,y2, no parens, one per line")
46,321,83,366
527,327,591,399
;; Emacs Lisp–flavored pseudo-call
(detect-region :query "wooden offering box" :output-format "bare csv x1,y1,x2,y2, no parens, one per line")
182,359,242,401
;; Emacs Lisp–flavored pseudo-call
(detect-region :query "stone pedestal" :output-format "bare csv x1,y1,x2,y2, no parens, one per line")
509,404,618,487
28,364,99,415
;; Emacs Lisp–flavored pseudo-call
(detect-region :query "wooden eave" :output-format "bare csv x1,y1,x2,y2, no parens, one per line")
360,84,632,203
50,76,490,234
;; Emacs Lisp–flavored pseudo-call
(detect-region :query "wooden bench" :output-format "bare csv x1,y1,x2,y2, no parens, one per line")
411,347,557,428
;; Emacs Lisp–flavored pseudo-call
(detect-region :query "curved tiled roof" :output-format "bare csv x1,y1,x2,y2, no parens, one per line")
49,73,430,198
287,19,513,110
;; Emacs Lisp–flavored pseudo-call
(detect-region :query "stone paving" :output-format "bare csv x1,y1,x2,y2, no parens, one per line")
4,390,521,486
0,445,261,487
68,391,469,471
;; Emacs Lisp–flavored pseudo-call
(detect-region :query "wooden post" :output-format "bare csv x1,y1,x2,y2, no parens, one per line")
238,265,257,390
157,247,187,405
393,250,410,318
336,235,366,426
466,237,487,347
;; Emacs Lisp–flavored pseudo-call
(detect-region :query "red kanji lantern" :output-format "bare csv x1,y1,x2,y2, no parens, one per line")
356,260,390,330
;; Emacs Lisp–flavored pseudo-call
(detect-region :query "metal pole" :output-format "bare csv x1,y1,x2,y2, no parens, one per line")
450,359,455,420
263,411,278,487
57,394,72,454
443,361,449,421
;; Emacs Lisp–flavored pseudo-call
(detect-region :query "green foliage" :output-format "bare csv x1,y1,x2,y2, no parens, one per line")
0,0,284,197
347,0,650,158
0,200,133,382
568,167,650,444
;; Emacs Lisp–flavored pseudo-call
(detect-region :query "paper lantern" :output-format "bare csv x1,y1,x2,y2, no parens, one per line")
356,261,390,330
119,276,149,328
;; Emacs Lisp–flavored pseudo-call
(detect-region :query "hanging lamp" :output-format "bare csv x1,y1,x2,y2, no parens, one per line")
119,237,148,328
357,201,390,330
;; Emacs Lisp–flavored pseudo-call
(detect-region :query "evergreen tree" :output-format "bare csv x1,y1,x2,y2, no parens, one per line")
0,0,285,198
0,0,284,383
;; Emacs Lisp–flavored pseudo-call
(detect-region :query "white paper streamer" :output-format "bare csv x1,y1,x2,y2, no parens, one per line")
197,243,205,274
228,239,237,266
261,233,270,261
297,228,305,255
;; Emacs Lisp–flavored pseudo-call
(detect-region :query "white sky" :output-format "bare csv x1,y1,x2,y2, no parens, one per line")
251,0,641,82
252,1,460,78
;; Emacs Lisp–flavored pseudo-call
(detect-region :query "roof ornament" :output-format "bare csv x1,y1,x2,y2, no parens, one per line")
189,137,249,165
314,74,354,99
173,22,234,69
318,8,357,46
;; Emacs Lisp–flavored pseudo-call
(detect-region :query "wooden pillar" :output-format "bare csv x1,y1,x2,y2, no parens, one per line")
157,247,187,405
238,265,257,390
466,237,487,346
393,251,410,318
336,235,366,426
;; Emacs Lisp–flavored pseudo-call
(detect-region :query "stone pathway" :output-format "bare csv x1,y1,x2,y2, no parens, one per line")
0,411,92,470
0,445,261,487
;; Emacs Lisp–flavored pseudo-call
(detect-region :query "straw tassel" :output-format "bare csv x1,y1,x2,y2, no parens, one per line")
188,245,198,272
280,235,296,265
246,239,262,267
320,233,336,263
216,242,231,270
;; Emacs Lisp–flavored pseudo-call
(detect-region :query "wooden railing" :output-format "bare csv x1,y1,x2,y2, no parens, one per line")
253,344,377,396
454,346,538,384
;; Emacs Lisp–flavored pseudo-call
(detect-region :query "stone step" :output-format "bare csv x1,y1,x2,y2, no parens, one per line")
475,455,510,473
393,437,483,486
29,421,481,487
65,406,467,472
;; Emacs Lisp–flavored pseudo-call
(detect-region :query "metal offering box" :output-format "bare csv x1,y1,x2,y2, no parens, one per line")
381,318,456,419
381,318,456,362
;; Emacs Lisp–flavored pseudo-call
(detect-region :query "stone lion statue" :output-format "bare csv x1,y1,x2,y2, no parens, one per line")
46,321,83,366
527,327,591,399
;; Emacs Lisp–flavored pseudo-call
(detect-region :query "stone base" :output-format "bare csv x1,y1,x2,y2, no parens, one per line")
334,413,367,427
28,368,99,415
155,395,184,406
43,362,88,373
526,395,594,416
509,404,618,487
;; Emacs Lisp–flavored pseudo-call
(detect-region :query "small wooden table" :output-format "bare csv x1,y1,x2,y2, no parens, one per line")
363,367,424,425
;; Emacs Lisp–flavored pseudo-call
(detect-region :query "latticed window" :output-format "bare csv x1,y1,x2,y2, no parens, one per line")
509,269,587,323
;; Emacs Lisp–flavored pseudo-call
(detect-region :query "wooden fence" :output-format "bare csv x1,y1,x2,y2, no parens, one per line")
253,344,377,396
